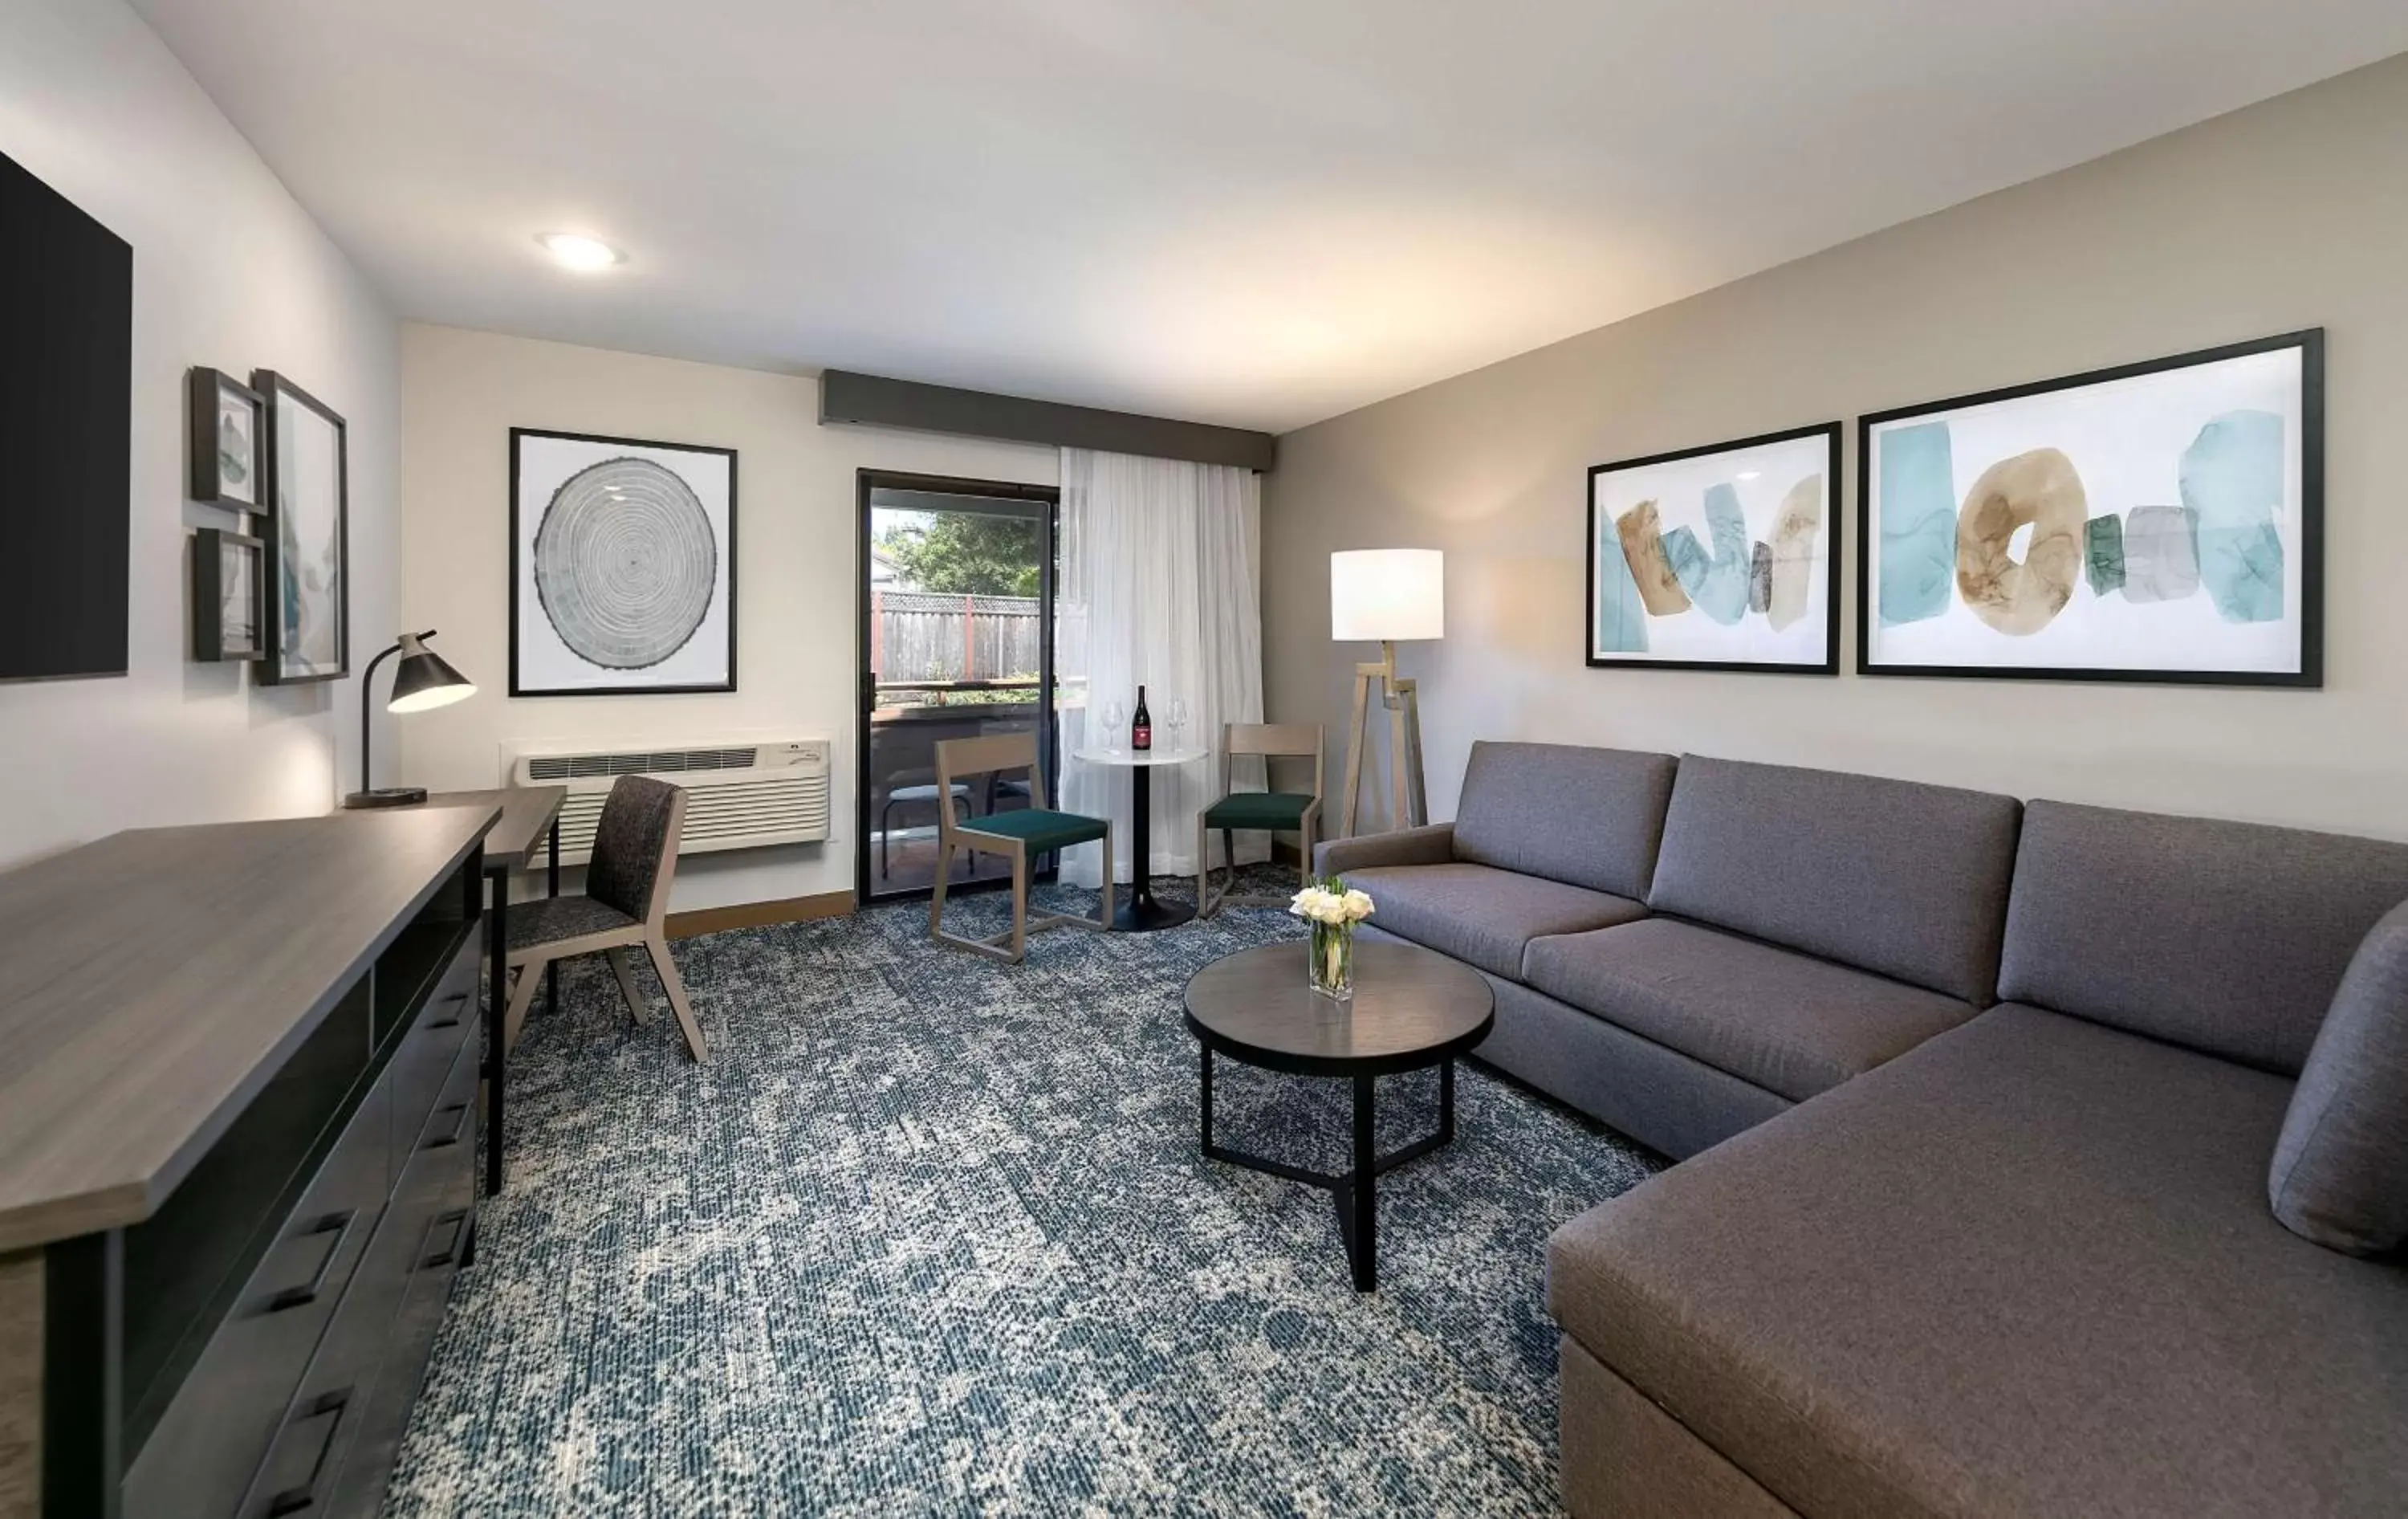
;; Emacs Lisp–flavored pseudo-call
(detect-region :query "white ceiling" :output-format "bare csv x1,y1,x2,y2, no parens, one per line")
134,0,2408,434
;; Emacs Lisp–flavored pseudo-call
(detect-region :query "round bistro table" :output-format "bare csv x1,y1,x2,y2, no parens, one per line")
1182,939,1495,1291
1071,743,1206,931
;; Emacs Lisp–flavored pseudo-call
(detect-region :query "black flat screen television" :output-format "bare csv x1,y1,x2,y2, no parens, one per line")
0,147,131,681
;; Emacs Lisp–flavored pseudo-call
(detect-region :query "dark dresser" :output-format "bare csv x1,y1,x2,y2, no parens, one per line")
0,804,502,1519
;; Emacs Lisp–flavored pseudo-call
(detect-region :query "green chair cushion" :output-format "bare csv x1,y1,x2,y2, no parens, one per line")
1202,792,1319,831
957,807,1109,854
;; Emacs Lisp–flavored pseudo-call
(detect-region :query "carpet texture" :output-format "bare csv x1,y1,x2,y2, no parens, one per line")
388,870,1662,1516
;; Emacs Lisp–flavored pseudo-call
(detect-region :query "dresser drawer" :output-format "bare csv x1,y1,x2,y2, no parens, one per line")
123,1073,393,1519
388,932,479,1187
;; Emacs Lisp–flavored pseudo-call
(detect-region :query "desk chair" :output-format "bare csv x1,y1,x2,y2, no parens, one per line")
503,774,707,1061
929,732,1112,963
1197,723,1324,918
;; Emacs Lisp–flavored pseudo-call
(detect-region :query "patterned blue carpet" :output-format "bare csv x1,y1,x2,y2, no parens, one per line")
388,870,1662,1517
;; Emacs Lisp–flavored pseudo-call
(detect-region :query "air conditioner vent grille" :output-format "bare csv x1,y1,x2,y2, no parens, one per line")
525,746,759,780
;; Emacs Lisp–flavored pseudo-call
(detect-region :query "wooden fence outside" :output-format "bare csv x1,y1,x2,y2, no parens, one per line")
872,590,1044,683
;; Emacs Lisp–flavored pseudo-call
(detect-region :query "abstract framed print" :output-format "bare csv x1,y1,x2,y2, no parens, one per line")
1588,422,1840,674
1859,330,2321,686
187,368,263,511
252,370,350,684
510,428,738,696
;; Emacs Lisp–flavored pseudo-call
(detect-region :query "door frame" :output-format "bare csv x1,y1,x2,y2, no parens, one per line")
855,469,1062,906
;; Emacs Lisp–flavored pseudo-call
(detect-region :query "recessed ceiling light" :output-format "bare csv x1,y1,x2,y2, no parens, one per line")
1735,470,1763,481
539,233,623,271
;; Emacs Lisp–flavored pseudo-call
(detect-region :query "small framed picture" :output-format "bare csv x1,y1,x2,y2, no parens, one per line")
193,527,264,661
188,368,264,511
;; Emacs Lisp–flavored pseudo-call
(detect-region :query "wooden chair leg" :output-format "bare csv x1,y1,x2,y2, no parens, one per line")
502,953,548,1053
1098,828,1115,929
929,839,954,941
1195,814,1215,918
605,946,650,1025
645,931,708,1061
1299,815,1317,890
1007,845,1029,963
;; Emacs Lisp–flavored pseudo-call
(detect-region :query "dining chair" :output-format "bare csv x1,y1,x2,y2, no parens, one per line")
929,732,1113,963
1196,722,1324,918
503,774,708,1061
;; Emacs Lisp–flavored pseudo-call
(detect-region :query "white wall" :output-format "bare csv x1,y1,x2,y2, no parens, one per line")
396,324,1058,910
1265,54,2408,839
0,0,400,869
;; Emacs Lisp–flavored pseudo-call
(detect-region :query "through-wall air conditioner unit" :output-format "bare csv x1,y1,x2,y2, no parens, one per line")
508,738,832,870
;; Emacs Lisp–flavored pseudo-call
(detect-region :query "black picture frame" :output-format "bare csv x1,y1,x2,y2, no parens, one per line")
1585,421,1842,675
191,527,264,662
251,370,352,685
509,427,739,697
186,368,264,511
1855,329,2323,687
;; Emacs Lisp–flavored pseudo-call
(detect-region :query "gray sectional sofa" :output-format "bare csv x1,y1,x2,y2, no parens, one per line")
1316,741,2408,1517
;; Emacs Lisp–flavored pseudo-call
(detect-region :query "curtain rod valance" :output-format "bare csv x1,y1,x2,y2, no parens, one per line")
820,369,1276,473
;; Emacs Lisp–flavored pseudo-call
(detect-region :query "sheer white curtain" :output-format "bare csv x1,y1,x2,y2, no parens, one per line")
1056,449,1264,889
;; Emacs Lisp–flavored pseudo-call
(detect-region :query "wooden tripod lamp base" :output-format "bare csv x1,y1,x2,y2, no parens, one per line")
1329,549,1443,840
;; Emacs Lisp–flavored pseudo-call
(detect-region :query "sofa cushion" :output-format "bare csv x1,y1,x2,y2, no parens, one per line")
1451,741,1678,899
1342,863,1644,982
2271,900,2408,1256
1999,800,2408,1075
1523,918,1979,1102
1548,1004,2408,1519
1647,755,2020,1004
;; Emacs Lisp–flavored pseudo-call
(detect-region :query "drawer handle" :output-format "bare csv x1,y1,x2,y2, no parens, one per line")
428,990,470,1030
425,1101,472,1150
418,1207,471,1271
264,1387,351,1517
266,1210,358,1313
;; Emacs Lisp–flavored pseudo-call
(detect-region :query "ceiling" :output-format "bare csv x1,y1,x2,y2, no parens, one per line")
135,1,2408,434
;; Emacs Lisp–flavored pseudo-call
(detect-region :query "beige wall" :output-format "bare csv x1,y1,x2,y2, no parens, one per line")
0,0,399,869
397,324,1057,910
1265,54,2408,839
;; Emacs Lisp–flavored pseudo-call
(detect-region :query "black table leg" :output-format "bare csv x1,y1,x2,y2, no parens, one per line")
1348,1073,1377,1292
1440,1057,1454,1145
1200,1045,1214,1150
1112,764,1194,932
543,817,560,1016
484,866,507,1197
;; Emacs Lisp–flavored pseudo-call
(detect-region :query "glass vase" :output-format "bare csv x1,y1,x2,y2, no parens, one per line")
1309,921,1355,1002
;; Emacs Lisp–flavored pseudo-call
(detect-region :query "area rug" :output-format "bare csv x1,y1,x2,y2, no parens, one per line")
388,870,1662,1517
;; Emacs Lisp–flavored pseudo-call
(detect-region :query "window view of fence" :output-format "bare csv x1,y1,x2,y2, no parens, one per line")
871,591,1044,707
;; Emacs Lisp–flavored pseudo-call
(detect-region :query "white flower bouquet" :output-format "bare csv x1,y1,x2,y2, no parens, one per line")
1291,875,1373,1000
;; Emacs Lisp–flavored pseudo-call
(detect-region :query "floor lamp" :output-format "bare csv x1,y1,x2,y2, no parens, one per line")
1331,548,1443,837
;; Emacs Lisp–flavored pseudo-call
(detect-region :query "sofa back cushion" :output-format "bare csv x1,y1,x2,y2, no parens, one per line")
1647,756,2022,1004
1451,741,1677,900
1999,800,2408,1075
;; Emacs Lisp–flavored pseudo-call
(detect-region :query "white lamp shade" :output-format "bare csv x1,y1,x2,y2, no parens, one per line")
1331,548,1444,642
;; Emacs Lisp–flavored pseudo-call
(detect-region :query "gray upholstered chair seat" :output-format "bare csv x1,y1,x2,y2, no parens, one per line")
1523,918,1979,1102
1343,862,1644,982
1548,1003,2408,1519
506,894,640,951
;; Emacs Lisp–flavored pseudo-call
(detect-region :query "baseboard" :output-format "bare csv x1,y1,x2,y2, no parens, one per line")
666,890,854,939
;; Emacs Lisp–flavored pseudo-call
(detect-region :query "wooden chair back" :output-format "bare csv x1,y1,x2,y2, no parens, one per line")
935,731,1047,803
1220,722,1324,800
586,775,687,931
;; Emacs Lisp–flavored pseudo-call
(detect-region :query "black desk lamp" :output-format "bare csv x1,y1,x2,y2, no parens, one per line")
344,629,476,808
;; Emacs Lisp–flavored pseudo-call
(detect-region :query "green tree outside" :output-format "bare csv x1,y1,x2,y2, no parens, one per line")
876,512,1043,597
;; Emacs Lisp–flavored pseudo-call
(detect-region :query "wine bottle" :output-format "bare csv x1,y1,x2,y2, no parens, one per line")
1131,685,1153,751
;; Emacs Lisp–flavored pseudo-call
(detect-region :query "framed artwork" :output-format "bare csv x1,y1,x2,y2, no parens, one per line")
187,368,263,511
510,428,738,696
191,527,264,661
252,370,351,684
1859,330,2321,686
1588,422,1840,674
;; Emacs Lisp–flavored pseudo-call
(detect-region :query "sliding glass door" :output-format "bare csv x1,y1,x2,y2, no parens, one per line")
856,472,1060,903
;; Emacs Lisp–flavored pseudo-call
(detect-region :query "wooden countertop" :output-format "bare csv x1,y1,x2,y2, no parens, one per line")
0,804,498,1253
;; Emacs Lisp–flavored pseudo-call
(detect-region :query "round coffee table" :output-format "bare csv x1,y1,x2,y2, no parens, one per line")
1183,939,1494,1291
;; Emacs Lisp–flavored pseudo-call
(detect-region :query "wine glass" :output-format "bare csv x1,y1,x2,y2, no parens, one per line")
1100,698,1126,751
1167,698,1190,752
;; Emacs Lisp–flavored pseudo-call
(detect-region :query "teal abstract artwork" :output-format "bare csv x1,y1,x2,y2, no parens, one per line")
2182,409,2286,623
1877,422,1956,627
1594,527,1648,654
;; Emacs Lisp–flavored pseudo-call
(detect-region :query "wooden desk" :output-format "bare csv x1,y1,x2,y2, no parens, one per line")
423,788,567,1196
